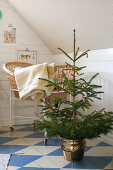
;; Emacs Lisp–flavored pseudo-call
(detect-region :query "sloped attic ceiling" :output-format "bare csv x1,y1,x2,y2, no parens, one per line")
10,0,113,54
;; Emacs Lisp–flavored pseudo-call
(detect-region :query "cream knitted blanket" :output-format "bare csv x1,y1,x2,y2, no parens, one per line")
14,63,55,103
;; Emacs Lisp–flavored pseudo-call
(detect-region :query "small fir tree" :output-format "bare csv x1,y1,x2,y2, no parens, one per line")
34,30,113,140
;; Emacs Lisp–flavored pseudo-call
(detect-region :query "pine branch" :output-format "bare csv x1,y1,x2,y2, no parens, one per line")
75,66,86,71
58,47,74,61
65,62,86,71
75,47,80,56
89,84,102,88
88,73,99,84
65,62,72,68
39,77,73,95
73,29,76,122
74,29,76,60
75,49,90,61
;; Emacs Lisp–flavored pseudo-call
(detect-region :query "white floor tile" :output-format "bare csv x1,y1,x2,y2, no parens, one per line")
24,161,41,168
46,156,69,168
2,141,15,145
85,146,113,156
33,145,59,155
33,156,59,168
7,166,20,170
85,139,102,146
11,126,26,130
15,146,42,155
0,126,10,131
0,131,33,137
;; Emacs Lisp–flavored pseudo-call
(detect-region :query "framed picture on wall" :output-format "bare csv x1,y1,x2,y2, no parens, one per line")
4,27,16,45
17,49,37,64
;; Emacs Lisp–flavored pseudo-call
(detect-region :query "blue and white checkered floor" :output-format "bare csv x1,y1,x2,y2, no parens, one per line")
0,124,112,170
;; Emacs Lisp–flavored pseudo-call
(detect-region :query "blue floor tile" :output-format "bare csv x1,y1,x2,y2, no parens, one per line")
34,140,46,146
18,168,40,170
47,148,63,156
9,155,42,167
0,131,9,134
24,132,44,138
0,137,17,145
8,156,18,167
0,145,28,154
85,146,93,152
63,156,112,169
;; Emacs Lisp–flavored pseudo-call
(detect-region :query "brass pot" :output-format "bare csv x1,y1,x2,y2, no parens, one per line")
60,139,86,161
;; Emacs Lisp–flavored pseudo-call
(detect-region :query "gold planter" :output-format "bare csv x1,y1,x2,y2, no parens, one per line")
60,139,86,161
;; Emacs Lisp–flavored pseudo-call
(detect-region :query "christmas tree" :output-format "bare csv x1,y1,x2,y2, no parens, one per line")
35,30,113,141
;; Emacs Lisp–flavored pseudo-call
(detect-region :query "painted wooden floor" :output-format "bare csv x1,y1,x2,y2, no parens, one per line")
0,124,112,170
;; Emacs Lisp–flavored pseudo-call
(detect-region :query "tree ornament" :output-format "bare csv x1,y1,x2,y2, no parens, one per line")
52,104,55,109
82,96,87,102
65,65,70,69
0,10,2,19
35,126,38,130
75,72,79,76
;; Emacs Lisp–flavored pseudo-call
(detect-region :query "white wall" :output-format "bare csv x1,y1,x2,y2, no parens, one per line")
0,0,53,126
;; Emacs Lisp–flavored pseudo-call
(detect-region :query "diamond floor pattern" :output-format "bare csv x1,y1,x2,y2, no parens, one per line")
0,124,112,170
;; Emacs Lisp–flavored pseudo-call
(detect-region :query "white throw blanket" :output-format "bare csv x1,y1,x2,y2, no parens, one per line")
14,63,55,103
0,154,11,170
